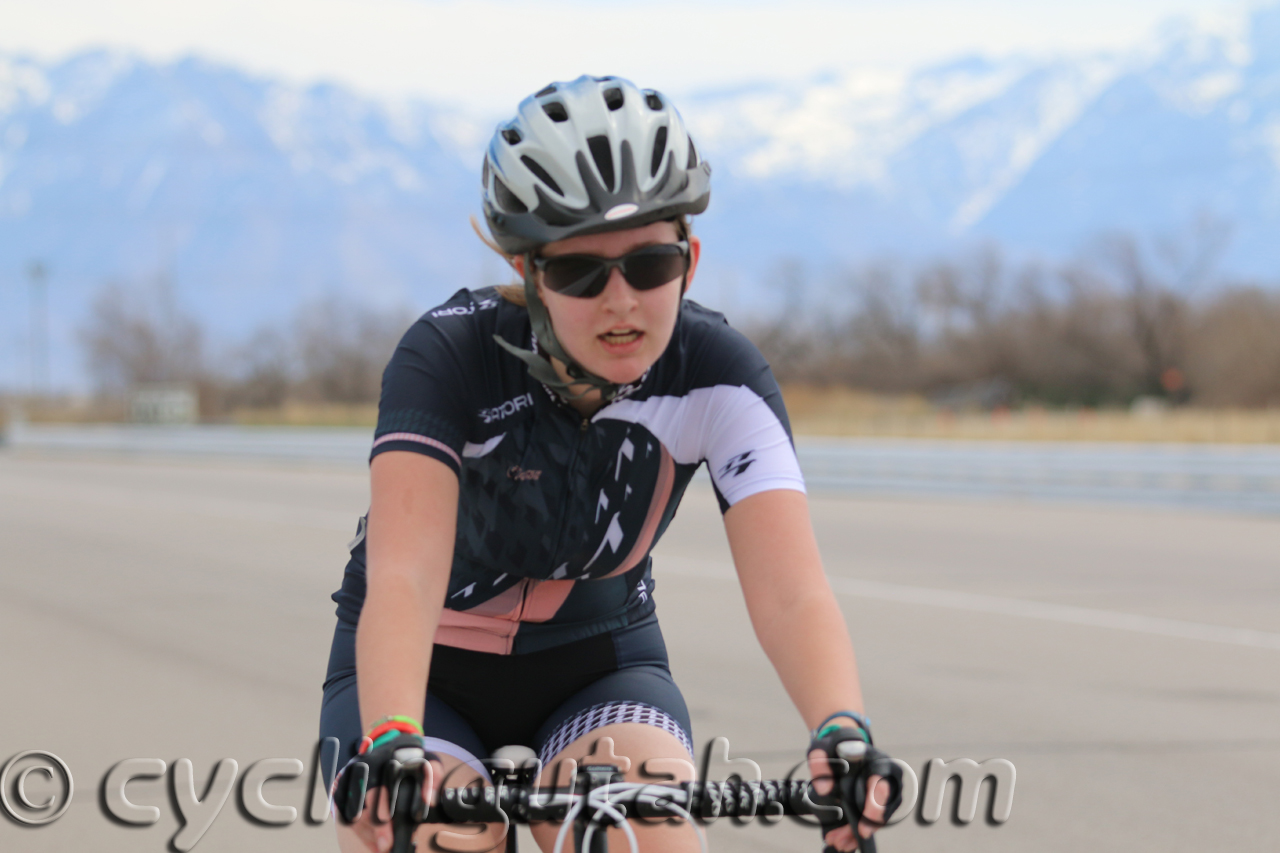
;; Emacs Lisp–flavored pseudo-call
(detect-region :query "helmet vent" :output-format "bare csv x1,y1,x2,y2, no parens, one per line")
501,127,522,145
520,156,564,196
493,177,528,214
687,137,698,168
482,158,490,188
644,91,663,110
535,84,557,97
650,126,668,177
603,88,624,111
542,101,569,122
587,136,615,191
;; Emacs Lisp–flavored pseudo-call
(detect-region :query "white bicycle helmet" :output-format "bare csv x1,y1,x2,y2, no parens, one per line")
483,75,711,255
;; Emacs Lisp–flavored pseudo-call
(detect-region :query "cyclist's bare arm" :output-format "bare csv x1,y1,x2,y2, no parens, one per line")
724,489,864,728
361,451,458,731
723,488,886,849
346,452,461,853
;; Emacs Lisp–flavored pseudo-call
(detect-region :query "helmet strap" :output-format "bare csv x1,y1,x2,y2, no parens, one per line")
491,254,623,403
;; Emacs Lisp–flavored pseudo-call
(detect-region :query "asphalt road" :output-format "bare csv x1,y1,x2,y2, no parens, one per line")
1,450,1277,852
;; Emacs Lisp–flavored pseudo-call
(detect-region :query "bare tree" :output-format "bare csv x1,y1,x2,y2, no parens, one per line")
293,296,414,404
223,327,293,409
915,248,1020,389
838,263,923,392
82,224,1274,415
1186,287,1280,407
1094,217,1229,398
79,277,204,393
743,257,826,383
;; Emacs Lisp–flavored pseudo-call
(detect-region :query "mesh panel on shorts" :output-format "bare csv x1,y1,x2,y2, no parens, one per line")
538,701,694,767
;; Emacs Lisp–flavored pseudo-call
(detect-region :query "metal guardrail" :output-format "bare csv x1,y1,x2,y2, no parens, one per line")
0,423,374,466
795,438,1280,515
4,423,1279,514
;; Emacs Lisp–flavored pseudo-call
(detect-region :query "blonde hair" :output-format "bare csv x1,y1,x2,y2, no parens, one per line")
470,215,692,307
469,216,525,305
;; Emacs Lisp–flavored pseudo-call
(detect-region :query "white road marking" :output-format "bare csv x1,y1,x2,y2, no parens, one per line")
655,555,1280,652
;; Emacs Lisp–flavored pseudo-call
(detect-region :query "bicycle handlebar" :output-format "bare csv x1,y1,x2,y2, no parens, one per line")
381,763,877,853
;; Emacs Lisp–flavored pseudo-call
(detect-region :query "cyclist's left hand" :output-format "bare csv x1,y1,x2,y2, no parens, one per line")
806,757,888,850
807,725,903,852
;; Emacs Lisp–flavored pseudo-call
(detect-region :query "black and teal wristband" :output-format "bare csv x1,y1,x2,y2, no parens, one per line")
812,710,872,742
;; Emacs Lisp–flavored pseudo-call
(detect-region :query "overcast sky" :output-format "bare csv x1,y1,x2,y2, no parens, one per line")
0,0,1263,110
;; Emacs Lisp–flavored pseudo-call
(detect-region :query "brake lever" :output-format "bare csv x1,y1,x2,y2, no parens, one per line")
388,757,425,853
834,740,877,853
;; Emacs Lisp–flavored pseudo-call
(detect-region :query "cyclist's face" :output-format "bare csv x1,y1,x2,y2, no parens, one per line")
533,220,700,386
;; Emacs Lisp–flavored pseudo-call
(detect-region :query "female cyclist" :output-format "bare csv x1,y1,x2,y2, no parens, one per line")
321,75,901,853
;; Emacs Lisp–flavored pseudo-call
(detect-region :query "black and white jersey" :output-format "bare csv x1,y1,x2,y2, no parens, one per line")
333,287,804,654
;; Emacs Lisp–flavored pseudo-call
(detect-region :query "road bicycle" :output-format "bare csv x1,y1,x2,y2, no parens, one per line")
375,742,880,853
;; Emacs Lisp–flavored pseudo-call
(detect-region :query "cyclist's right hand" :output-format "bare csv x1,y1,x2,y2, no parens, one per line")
334,733,438,852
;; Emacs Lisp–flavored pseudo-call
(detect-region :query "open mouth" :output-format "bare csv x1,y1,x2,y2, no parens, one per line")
599,329,642,346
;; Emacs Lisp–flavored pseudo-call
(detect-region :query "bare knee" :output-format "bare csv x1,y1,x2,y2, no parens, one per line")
530,723,700,853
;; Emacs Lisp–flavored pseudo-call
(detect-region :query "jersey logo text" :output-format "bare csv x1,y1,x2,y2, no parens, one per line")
479,393,534,424
431,297,498,318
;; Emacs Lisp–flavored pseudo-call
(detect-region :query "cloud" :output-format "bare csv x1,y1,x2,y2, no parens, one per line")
0,0,1256,111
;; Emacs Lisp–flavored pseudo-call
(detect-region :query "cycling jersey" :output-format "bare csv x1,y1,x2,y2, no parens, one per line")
331,287,804,655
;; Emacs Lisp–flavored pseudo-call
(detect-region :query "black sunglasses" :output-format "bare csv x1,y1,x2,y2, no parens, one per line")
533,241,689,298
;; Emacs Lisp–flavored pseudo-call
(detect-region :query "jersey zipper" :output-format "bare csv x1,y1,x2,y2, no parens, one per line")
513,576,531,622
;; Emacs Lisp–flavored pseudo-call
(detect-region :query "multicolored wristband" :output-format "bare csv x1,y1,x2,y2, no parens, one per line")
812,710,872,741
361,715,424,752
366,714,423,735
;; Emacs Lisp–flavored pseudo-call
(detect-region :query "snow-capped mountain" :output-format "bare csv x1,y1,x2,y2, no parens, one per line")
687,6,1280,277
0,51,487,317
4,6,1280,389
0,51,496,386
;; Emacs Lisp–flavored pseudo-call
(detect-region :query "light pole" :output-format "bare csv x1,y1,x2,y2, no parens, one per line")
28,261,49,397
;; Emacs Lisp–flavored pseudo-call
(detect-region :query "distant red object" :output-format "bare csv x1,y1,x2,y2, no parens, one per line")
1161,367,1186,393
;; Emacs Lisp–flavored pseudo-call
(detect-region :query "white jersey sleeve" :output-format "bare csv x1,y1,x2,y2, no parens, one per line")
596,384,804,507
592,303,805,510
